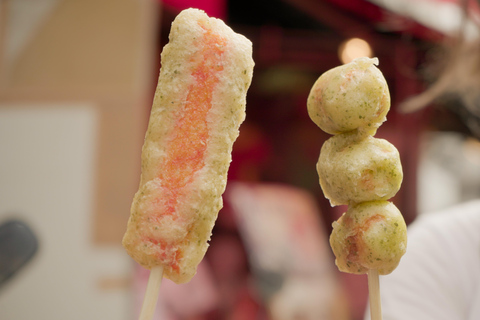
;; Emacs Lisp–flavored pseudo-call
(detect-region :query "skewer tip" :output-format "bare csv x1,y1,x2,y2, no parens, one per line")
368,269,382,320
138,266,164,320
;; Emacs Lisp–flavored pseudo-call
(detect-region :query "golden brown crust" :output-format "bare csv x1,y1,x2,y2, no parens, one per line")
317,133,403,206
307,57,390,136
122,8,254,284
330,201,407,275
308,57,407,275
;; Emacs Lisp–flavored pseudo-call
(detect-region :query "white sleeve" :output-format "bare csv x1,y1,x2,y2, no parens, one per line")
365,200,480,320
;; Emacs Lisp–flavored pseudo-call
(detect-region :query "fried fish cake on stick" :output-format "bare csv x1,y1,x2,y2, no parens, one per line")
122,8,254,319
307,57,407,320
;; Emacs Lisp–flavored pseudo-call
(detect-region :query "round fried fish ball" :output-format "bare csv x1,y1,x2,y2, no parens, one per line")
330,201,407,275
317,133,402,206
307,57,390,135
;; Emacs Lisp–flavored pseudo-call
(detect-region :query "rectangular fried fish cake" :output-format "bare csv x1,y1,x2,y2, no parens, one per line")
122,8,254,284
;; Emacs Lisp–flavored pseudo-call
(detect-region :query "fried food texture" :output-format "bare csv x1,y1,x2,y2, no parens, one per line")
308,57,407,275
307,57,390,136
122,8,254,284
317,133,403,206
330,201,407,275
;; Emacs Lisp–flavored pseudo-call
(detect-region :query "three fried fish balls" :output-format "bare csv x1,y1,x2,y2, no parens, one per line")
308,57,407,276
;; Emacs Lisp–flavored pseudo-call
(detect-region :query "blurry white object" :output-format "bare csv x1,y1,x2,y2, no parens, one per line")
367,0,480,40
418,132,480,215
227,182,347,320
0,105,131,320
366,199,480,320
269,276,345,320
228,183,331,275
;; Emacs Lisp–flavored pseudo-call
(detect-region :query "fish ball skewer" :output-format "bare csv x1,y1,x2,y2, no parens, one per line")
307,57,407,320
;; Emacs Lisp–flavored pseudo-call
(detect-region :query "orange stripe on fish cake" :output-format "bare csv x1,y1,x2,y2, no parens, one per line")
148,21,227,272
159,22,226,214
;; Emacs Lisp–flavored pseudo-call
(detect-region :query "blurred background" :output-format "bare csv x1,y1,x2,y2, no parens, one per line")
0,0,479,319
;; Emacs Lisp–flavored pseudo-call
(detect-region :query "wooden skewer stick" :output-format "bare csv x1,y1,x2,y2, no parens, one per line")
368,269,382,320
138,266,164,320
